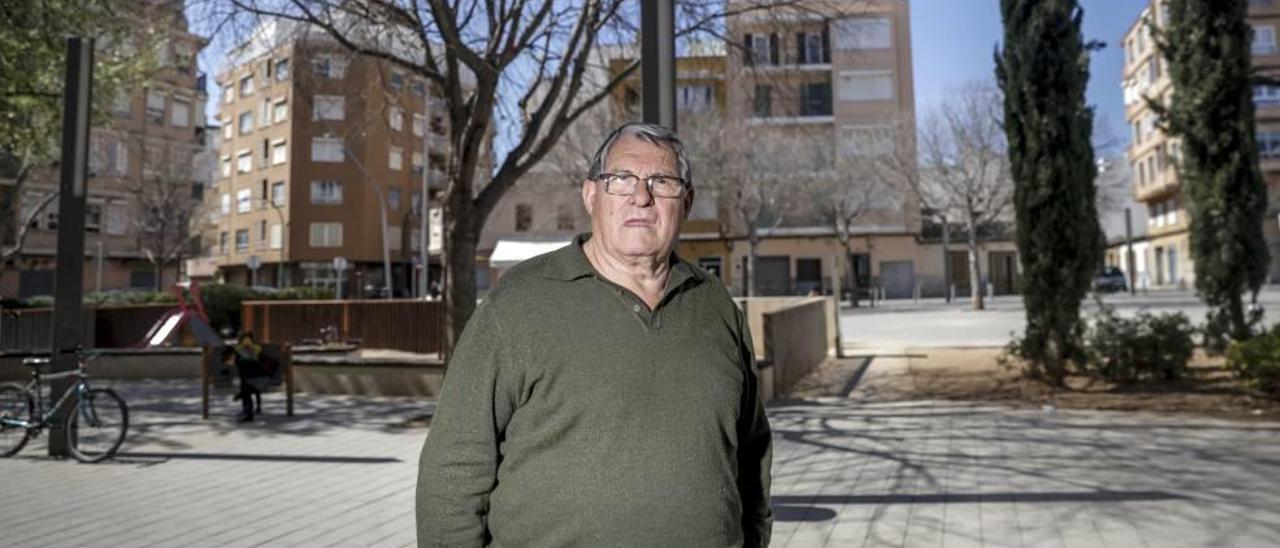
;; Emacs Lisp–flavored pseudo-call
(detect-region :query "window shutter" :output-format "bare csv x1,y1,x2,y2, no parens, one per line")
796,33,805,64
822,26,831,62
744,34,753,66
769,33,779,65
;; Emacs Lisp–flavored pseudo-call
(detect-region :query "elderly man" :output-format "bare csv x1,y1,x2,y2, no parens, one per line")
416,123,772,547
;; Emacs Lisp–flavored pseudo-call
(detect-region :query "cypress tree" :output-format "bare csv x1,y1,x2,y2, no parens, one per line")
996,0,1105,385
1154,0,1270,345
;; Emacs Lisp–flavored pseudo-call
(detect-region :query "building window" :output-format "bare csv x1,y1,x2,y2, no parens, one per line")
272,140,287,165
236,150,252,173
239,75,254,97
239,110,254,134
309,222,344,247
412,80,426,97
744,33,777,66
1258,130,1280,158
413,114,426,136
313,95,345,120
273,99,288,123
146,91,165,123
389,146,403,170
104,142,128,175
389,106,404,131
311,137,345,162
557,203,575,231
312,54,349,79
840,125,896,157
800,81,833,116
389,71,404,91
170,98,190,127
837,70,894,101
1255,84,1280,105
388,188,401,211
223,85,234,104
85,202,102,233
515,203,532,232
259,220,269,249
797,31,828,64
222,118,233,139
1254,24,1277,55
237,188,252,213
235,229,249,253
833,17,891,50
753,85,772,117
677,85,713,112
311,180,343,204
219,231,228,254
271,181,286,206
220,193,231,214
275,58,290,80
270,223,283,249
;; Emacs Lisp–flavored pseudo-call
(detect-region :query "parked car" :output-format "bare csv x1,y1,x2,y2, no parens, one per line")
1094,266,1128,292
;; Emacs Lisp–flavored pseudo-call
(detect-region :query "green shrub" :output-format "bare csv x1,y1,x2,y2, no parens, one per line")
196,284,336,335
199,284,258,335
1226,326,1280,399
1085,302,1196,382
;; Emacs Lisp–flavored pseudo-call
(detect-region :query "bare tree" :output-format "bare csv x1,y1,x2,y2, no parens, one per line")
194,0,845,344
914,83,1014,310
130,141,205,291
683,115,826,296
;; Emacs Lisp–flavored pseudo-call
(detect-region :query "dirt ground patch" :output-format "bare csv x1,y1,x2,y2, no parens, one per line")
884,347,1280,421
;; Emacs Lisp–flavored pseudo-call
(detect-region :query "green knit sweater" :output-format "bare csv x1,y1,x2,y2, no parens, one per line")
416,234,772,547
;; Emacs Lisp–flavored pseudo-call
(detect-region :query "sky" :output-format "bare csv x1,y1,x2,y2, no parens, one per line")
910,0,1148,158
193,0,1150,158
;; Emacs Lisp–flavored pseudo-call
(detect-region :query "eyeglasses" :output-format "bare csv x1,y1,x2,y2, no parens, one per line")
596,172,687,199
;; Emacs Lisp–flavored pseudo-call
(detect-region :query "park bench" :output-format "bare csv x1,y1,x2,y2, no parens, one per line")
200,343,294,419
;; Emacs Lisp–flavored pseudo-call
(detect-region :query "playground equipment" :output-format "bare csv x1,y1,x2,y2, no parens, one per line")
138,282,221,348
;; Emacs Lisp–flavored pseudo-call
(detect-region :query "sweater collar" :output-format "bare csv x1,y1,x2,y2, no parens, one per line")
543,233,701,290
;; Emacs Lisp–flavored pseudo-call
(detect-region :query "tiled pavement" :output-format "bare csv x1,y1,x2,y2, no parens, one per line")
3,365,1280,547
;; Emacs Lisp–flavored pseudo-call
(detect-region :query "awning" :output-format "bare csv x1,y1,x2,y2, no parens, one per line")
488,238,572,269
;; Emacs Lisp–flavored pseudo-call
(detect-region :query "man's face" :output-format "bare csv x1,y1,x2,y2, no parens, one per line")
583,135,693,260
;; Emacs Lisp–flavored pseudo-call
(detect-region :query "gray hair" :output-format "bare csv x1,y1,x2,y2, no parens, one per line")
587,122,693,188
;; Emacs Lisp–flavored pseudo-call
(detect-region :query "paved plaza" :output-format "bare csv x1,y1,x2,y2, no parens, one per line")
3,364,1280,547
841,288,1280,349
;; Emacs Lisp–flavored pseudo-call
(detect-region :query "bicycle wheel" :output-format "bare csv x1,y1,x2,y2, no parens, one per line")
65,388,128,463
0,384,34,457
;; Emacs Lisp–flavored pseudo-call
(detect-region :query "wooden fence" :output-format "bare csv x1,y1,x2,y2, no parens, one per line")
241,299,444,354
0,304,172,351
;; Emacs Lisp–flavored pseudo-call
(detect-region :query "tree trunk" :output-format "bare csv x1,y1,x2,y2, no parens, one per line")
444,202,479,354
1229,292,1249,341
746,226,758,297
968,221,984,310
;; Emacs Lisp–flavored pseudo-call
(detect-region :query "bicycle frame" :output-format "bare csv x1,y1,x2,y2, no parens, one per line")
2,358,93,431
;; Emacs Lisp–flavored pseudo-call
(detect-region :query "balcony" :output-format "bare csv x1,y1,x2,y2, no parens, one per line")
413,166,448,189
1134,169,1180,202
425,132,449,151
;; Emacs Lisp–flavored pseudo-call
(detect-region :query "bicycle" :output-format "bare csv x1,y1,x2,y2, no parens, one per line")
0,347,129,463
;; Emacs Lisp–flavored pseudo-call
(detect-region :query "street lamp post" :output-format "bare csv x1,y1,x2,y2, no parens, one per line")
264,198,287,288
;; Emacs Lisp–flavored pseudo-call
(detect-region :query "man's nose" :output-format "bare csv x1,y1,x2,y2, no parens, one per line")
629,181,655,207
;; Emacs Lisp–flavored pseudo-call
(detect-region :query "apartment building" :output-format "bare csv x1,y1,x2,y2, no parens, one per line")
207,22,451,296
1121,0,1280,289
481,0,1024,299
2,1,208,298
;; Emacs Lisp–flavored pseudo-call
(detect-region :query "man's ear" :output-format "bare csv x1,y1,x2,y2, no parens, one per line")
581,178,596,217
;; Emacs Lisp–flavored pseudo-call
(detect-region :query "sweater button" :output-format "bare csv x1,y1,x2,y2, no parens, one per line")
632,304,641,313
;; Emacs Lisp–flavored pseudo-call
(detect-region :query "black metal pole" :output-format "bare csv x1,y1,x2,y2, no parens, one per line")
48,37,95,457
1125,207,1136,295
941,215,951,303
641,0,676,131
